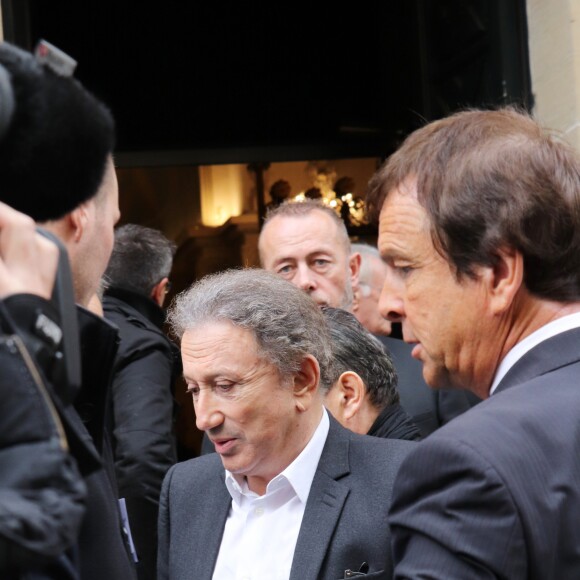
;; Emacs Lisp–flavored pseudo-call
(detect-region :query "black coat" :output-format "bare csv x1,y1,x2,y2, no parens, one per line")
0,295,85,580
74,307,138,580
0,296,138,580
367,403,422,441
103,288,179,580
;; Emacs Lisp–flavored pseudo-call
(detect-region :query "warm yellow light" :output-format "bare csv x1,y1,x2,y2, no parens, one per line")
199,165,244,226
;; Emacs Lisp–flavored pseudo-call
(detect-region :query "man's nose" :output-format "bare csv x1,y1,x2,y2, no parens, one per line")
294,264,317,292
194,389,224,432
378,271,405,323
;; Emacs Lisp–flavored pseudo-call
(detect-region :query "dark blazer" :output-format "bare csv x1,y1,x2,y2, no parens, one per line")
158,416,414,580
389,327,580,580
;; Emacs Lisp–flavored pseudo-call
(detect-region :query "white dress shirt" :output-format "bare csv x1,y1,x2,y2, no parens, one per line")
489,311,580,395
212,409,330,580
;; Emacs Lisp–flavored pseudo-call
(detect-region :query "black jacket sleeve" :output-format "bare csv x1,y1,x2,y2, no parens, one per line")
0,295,86,576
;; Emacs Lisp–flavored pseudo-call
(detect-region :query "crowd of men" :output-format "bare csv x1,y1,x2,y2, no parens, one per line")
1,39,579,580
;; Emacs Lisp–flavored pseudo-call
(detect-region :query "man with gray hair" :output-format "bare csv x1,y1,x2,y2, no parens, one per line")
103,224,179,580
351,243,393,336
159,269,413,580
322,307,421,441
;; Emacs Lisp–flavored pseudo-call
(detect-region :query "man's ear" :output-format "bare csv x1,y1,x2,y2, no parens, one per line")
481,247,524,315
151,277,169,307
335,371,365,420
69,202,91,243
293,354,320,412
349,252,361,289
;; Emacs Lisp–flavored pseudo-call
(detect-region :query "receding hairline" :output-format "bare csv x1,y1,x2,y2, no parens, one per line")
259,205,351,262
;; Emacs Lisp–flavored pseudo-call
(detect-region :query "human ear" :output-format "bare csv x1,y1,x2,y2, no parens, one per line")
151,277,169,307
349,252,361,288
69,202,91,243
480,247,524,315
293,354,320,412
336,371,365,420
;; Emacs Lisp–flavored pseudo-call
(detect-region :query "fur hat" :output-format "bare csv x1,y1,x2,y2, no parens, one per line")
0,42,115,221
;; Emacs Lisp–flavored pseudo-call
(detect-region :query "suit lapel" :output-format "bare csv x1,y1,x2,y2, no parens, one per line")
290,418,351,580
496,327,580,393
182,466,231,580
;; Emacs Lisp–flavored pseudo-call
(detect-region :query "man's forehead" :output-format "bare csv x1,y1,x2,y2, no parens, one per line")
181,322,260,369
377,185,431,257
261,212,347,257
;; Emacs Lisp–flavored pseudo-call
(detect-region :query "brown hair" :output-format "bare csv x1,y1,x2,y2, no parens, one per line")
366,108,580,301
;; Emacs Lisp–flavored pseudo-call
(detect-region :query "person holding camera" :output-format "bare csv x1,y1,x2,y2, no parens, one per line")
0,42,135,579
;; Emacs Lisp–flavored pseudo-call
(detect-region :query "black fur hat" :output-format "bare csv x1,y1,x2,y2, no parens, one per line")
0,42,115,221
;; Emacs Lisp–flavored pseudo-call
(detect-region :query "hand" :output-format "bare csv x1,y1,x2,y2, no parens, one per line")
0,201,59,299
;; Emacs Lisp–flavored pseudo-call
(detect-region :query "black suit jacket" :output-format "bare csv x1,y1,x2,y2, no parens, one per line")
158,415,414,579
389,327,580,579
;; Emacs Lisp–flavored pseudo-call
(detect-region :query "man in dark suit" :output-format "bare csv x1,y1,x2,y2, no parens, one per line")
159,269,414,579
366,107,580,578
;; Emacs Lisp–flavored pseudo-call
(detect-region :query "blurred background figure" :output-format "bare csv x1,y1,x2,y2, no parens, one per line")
322,307,421,441
103,224,180,580
304,186,323,200
266,179,292,209
351,243,392,336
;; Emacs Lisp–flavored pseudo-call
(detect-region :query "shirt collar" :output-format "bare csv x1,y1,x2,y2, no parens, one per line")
489,311,580,395
224,408,329,505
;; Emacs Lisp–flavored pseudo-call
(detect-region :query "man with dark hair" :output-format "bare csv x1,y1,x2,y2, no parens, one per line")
322,307,421,441
367,107,580,578
103,224,179,580
159,268,414,580
0,42,136,580
0,203,86,579
352,242,476,435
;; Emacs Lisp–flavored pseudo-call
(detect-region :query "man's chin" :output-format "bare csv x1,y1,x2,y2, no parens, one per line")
421,360,455,390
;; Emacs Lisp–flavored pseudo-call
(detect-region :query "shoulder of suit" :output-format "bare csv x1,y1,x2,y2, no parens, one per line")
167,453,224,490
348,431,417,475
